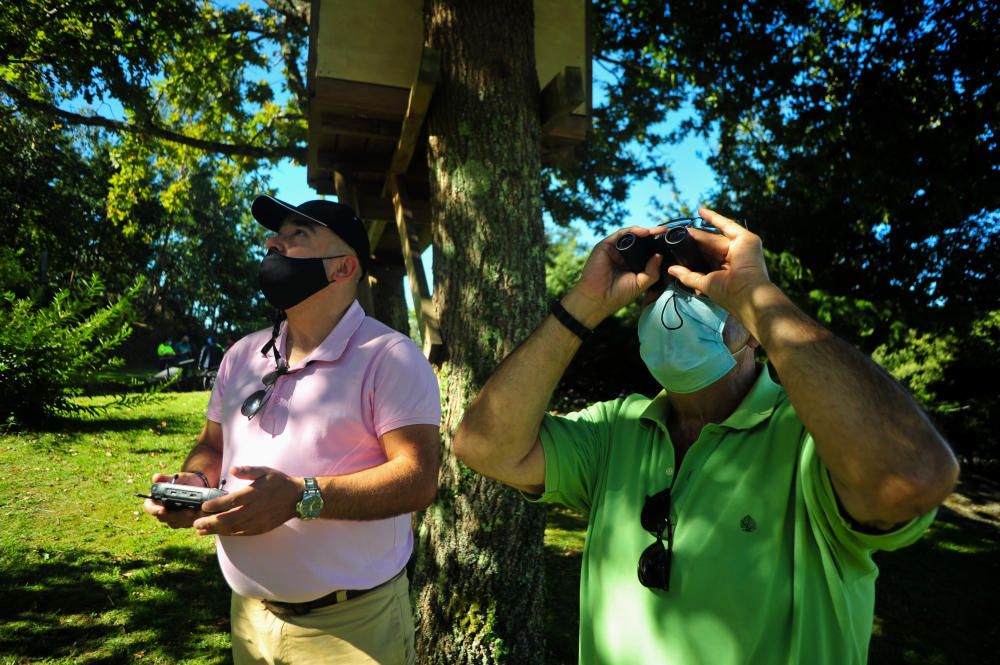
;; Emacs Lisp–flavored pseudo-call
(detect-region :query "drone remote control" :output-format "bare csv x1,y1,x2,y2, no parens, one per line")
137,482,228,512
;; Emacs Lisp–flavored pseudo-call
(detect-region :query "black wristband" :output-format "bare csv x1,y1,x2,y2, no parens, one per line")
549,299,593,341
190,471,211,488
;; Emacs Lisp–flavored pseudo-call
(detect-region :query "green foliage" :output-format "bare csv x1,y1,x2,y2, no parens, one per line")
0,0,307,164
0,106,272,342
873,311,1000,468
873,329,957,407
584,0,998,345
1,2,297,342
0,274,150,425
545,227,589,298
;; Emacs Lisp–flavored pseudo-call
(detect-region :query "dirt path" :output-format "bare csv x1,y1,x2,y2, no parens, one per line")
942,471,1000,528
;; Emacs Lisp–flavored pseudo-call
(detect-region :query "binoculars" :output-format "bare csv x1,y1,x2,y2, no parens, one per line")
615,226,712,284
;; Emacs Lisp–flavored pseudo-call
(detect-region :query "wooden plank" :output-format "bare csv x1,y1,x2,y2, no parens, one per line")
540,66,585,135
312,77,410,119
356,194,431,227
333,169,375,314
319,113,402,139
317,152,392,177
366,219,389,251
542,113,590,141
389,48,441,176
388,173,444,361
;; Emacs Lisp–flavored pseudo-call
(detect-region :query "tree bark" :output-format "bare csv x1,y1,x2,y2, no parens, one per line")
414,1,548,663
369,259,410,335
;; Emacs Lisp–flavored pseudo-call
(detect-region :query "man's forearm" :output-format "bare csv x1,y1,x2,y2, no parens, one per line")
454,296,592,485
315,458,436,521
739,283,959,524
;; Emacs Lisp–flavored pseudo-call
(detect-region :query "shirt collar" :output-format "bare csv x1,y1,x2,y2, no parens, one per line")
274,300,366,368
639,367,782,431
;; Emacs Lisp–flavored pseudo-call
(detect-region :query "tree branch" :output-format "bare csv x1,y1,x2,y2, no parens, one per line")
2,83,305,163
263,0,310,25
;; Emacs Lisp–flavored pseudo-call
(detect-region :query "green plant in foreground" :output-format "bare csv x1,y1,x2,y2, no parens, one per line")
0,274,155,426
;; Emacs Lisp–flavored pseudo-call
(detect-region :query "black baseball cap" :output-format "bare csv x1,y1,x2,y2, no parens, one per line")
251,195,371,275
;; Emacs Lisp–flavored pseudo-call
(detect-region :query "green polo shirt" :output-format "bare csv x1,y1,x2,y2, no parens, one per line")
532,368,934,665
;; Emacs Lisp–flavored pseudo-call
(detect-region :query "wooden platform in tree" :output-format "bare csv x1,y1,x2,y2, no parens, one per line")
306,0,591,357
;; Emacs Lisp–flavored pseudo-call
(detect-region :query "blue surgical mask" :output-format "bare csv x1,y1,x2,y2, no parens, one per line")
638,285,736,393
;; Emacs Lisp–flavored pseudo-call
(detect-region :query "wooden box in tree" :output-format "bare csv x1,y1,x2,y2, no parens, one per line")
307,0,591,206
307,0,590,359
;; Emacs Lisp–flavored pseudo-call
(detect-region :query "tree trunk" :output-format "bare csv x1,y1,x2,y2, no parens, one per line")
369,259,410,335
414,1,548,663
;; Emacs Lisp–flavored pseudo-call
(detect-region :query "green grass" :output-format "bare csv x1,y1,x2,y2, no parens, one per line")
0,392,231,664
543,507,586,665
2,393,997,664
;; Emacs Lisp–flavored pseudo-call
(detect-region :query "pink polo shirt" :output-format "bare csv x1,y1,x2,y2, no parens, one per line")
206,301,441,601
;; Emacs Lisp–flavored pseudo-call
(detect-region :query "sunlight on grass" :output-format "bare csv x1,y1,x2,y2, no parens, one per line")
0,391,231,664
545,508,587,554
544,506,587,665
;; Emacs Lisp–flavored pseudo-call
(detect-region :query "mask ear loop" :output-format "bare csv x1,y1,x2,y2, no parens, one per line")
323,254,350,285
659,290,684,331
260,310,288,371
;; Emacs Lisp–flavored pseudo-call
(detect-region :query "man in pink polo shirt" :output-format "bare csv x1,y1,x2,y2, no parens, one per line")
143,195,441,665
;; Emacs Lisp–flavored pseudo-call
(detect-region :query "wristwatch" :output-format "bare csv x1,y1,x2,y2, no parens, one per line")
295,477,324,520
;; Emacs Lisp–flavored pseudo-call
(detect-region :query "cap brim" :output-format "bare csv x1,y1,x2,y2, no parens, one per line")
251,195,329,232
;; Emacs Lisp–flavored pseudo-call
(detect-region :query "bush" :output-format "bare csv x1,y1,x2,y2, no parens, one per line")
0,275,151,425
873,311,1000,473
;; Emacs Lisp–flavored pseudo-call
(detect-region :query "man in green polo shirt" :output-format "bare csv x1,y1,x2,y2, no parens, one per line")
453,208,959,665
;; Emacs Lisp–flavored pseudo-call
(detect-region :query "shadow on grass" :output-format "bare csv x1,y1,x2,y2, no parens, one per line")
0,544,231,664
25,414,197,436
544,506,587,665
869,505,1000,665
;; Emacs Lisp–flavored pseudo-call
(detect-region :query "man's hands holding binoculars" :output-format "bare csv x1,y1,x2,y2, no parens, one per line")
562,207,772,329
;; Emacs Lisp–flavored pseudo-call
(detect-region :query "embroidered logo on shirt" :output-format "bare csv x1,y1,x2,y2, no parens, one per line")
739,514,757,532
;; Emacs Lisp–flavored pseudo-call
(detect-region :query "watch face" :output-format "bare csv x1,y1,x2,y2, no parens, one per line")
297,479,323,519
299,494,322,518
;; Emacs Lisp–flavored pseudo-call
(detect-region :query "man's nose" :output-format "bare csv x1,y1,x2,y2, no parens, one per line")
264,235,285,252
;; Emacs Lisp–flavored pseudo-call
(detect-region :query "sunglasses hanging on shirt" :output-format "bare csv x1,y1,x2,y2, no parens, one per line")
637,486,674,592
241,311,313,420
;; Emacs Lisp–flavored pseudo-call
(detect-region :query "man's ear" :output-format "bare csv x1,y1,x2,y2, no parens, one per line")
328,255,358,282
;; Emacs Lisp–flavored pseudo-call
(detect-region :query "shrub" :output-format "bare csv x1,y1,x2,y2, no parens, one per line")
873,312,1000,473
0,275,151,426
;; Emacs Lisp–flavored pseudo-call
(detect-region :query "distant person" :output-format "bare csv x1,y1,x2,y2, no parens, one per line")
454,208,959,665
156,339,175,369
198,337,225,370
175,335,193,362
143,196,441,665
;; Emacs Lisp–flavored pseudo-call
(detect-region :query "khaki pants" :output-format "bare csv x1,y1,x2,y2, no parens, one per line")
231,572,416,665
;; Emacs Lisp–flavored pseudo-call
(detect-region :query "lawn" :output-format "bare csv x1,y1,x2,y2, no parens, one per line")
1,393,997,664
0,393,231,664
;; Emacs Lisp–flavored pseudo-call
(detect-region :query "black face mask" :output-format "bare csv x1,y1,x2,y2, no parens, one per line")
257,250,346,310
